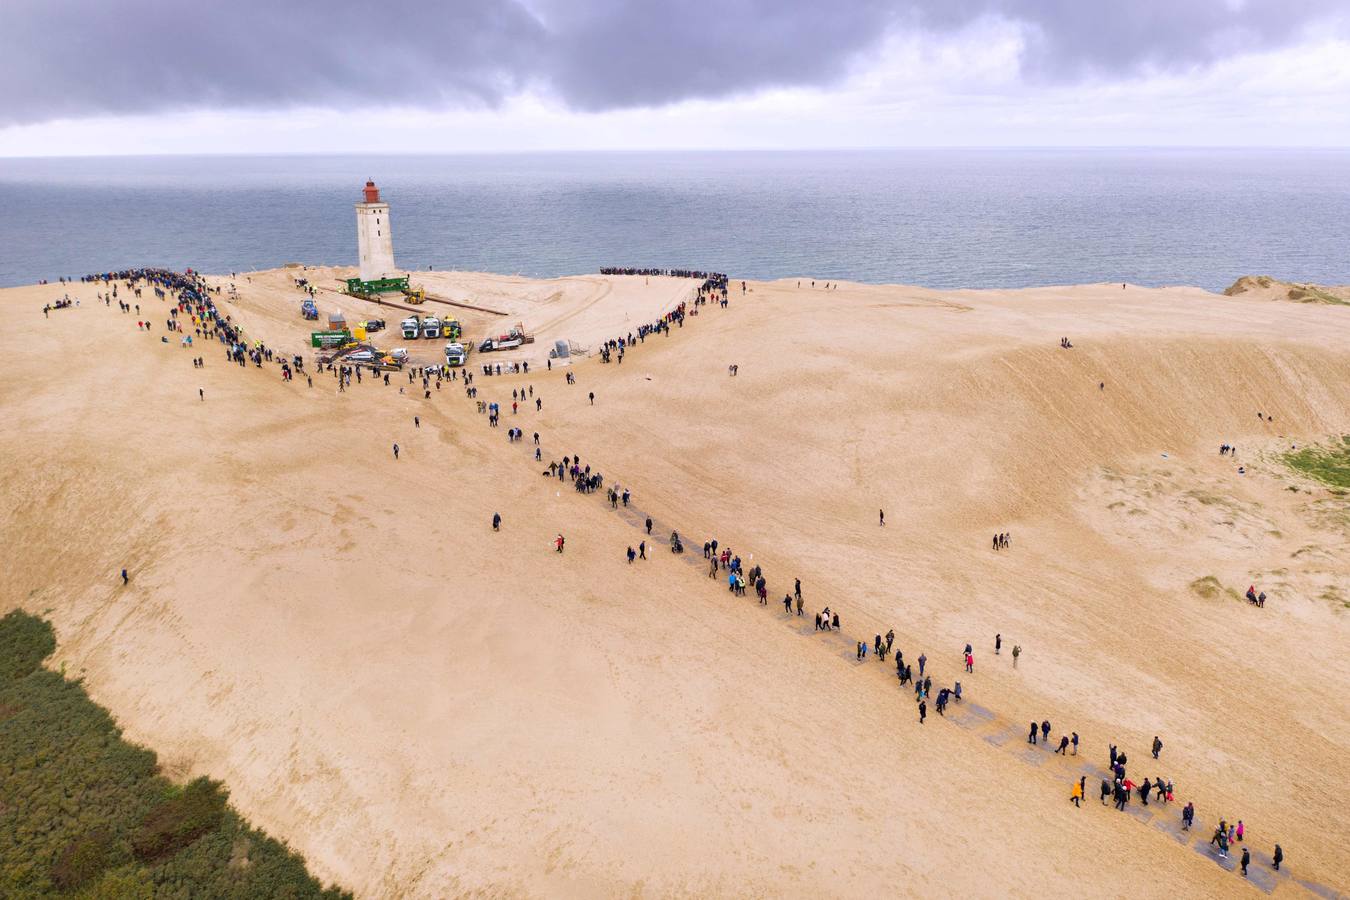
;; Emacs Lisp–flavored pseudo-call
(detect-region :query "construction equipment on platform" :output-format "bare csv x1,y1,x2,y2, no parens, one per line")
344,275,410,298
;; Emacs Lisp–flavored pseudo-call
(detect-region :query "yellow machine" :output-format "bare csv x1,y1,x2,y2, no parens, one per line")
403,288,426,305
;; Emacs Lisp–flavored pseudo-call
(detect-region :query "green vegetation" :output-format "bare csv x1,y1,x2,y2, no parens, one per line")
1286,285,1350,306
0,610,350,899
1189,576,1222,600
1188,576,1244,603
1284,436,1350,489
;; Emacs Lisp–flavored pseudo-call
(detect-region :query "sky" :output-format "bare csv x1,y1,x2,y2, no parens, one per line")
2,0,1349,155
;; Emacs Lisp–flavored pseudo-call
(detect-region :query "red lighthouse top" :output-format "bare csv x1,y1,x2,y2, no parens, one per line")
363,180,381,203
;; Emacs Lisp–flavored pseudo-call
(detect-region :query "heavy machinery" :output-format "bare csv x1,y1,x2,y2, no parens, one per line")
444,341,467,366
403,288,426,305
442,318,462,340
421,315,443,339
401,315,421,339
344,275,410,298
300,299,318,320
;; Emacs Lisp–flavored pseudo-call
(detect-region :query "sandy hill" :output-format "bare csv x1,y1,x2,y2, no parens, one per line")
2,271,1348,898
1225,275,1350,306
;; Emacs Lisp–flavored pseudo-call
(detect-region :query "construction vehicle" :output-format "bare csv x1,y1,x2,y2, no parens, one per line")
421,315,443,339
444,341,468,366
442,318,461,340
477,322,532,352
344,275,410,298
301,299,318,320
401,315,421,339
361,318,386,333
403,288,426,305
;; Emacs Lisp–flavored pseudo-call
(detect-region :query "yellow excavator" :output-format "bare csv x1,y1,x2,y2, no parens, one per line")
403,288,426,305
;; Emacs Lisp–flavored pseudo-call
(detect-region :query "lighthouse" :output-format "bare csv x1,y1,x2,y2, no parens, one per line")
355,179,396,282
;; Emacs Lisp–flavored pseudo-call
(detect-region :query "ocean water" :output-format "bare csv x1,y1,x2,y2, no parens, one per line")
2,150,1348,290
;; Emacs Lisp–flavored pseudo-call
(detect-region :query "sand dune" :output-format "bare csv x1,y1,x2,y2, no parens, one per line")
3,271,1348,898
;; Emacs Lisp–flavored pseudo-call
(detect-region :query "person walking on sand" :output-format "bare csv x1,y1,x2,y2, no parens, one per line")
639,541,646,560
918,653,927,676
1028,721,1038,745
796,595,803,616
1057,735,1070,755
918,700,927,724
1041,720,1051,744
1153,736,1163,759
120,568,128,585
645,517,653,535
1241,847,1250,878
1071,732,1079,755
1012,644,1021,667
965,651,974,673
879,509,885,526
414,416,420,428
1071,780,1083,807
393,443,400,460
1273,844,1283,871
589,392,595,405
492,512,501,531
199,388,204,401
995,633,1001,654
555,534,565,553
627,546,636,564
1100,778,1111,805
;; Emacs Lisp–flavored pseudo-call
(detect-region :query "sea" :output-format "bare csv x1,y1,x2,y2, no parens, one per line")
2,150,1348,290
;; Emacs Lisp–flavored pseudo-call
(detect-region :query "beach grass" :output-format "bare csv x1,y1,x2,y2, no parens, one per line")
1284,436,1350,488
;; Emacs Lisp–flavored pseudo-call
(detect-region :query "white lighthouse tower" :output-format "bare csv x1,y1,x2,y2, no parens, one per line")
355,179,396,282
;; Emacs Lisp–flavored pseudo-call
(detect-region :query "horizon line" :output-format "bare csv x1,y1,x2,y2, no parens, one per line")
4,145,1350,161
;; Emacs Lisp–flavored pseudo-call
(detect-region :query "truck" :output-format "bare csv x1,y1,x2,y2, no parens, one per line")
401,315,421,340
477,322,532,352
300,299,318,320
421,315,443,339
443,318,462,340
444,341,467,366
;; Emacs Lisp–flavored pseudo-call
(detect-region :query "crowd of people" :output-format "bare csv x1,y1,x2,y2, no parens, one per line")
67,264,1291,886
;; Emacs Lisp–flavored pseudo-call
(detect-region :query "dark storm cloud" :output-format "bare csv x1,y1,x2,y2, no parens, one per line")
0,0,1342,125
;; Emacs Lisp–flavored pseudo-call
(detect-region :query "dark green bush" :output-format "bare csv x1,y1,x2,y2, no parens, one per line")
50,828,115,891
0,611,349,898
0,610,56,680
131,777,227,863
